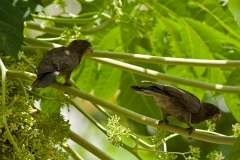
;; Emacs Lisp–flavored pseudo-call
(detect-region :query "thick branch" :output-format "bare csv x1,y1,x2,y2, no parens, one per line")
87,57,240,93
22,46,240,68
0,60,20,152
20,46,240,93
56,84,234,145
6,70,235,144
86,51,240,68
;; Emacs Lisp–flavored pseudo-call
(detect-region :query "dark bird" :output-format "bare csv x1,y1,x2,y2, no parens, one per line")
131,80,221,134
31,40,93,89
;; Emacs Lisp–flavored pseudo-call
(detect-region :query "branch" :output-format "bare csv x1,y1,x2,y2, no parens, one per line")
86,57,240,93
62,143,84,160
21,46,240,68
70,99,144,160
68,131,114,160
7,70,36,81
86,51,240,68
32,14,97,24
20,46,240,93
24,37,57,47
6,70,235,144
0,59,20,152
24,20,112,35
55,84,234,145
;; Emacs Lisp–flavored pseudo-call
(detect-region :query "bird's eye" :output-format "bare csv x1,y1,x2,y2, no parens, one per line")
212,107,216,110
82,41,87,44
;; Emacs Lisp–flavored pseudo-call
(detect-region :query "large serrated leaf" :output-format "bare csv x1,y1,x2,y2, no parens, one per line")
0,0,32,58
180,22,211,59
184,18,240,52
91,26,121,50
118,72,161,119
197,0,240,39
207,67,226,85
152,18,185,57
226,68,240,86
72,59,98,92
94,64,122,99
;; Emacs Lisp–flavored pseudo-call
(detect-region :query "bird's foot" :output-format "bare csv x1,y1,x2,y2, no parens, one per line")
63,83,72,86
158,119,169,125
186,126,195,136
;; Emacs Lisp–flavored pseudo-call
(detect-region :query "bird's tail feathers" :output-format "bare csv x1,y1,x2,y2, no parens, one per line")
31,72,59,89
131,85,165,96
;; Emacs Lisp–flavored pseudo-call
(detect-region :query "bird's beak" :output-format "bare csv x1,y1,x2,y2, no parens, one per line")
212,113,221,121
86,46,93,54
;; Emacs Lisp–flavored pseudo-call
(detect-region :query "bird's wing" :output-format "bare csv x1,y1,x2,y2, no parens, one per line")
36,47,79,75
142,80,201,113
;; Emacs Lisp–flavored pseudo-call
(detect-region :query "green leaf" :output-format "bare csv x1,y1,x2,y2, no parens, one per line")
226,68,240,86
87,25,123,99
0,0,32,58
118,72,161,119
229,136,240,160
152,18,185,57
184,18,240,54
207,68,226,84
94,64,122,99
72,59,98,92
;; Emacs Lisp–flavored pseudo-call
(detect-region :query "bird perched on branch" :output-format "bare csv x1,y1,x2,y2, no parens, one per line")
131,80,221,134
31,40,93,89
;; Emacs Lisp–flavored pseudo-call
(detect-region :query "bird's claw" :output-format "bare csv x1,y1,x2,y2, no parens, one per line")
186,127,195,136
158,119,169,125
63,83,72,86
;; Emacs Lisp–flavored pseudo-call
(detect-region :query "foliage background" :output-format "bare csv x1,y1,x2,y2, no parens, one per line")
1,0,240,159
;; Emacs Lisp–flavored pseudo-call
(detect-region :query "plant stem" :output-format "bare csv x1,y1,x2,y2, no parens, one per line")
69,12,99,18
52,84,235,145
24,22,63,35
21,45,240,68
19,45,240,93
87,57,240,93
92,103,111,117
20,55,36,69
16,79,27,96
24,20,112,35
7,70,36,81
24,37,57,47
5,70,236,144
196,129,232,137
21,46,49,54
32,14,97,24
62,143,84,160
68,130,114,160
0,59,20,152
70,99,107,134
70,99,144,160
86,51,240,68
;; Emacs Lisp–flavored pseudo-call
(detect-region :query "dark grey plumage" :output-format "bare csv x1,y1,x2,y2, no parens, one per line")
32,40,93,89
131,80,221,133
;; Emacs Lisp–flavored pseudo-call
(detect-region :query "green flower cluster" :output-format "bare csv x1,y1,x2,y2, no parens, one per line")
0,52,71,159
107,115,131,147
